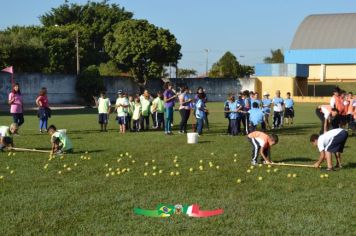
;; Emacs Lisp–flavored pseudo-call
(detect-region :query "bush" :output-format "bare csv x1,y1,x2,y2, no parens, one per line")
76,65,106,104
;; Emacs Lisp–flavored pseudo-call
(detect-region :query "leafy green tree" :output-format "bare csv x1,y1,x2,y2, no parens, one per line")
263,49,284,63
209,51,241,78
105,19,181,87
177,68,197,78
0,26,48,72
98,60,125,76
240,65,255,77
75,65,105,104
40,1,133,67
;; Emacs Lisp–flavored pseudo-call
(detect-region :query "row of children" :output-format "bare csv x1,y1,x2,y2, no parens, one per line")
224,90,295,135
315,87,356,135
92,83,209,135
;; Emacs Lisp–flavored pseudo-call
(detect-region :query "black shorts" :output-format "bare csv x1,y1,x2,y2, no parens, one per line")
98,113,108,124
285,108,294,118
326,130,348,153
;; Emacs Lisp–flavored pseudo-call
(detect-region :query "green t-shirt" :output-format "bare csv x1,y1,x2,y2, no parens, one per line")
52,131,73,151
141,98,151,116
98,97,111,114
153,97,165,113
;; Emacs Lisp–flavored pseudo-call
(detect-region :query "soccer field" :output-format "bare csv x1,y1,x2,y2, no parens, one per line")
0,103,355,235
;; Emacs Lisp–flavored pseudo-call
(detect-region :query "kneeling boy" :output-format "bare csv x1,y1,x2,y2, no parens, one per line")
0,123,18,150
310,128,348,170
247,131,278,165
48,125,73,154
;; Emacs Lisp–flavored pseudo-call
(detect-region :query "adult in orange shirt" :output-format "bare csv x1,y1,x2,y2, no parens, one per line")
247,131,278,165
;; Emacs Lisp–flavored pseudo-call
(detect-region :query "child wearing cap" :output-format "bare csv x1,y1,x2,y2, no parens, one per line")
115,91,129,134
247,131,278,165
47,125,73,155
0,123,18,151
262,92,272,129
284,92,295,126
93,91,111,132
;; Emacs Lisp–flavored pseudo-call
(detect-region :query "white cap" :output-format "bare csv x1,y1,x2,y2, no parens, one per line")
263,92,270,96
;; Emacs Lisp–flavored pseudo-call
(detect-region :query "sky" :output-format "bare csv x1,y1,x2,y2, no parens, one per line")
1,0,356,74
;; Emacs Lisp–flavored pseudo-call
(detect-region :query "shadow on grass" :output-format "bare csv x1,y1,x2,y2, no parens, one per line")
279,157,314,162
342,162,356,169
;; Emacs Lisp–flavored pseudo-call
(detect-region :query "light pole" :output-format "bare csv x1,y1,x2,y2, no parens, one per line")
204,49,209,76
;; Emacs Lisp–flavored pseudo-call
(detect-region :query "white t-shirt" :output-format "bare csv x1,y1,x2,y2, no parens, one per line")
317,128,343,152
116,97,129,117
330,96,336,108
320,105,331,119
0,126,10,137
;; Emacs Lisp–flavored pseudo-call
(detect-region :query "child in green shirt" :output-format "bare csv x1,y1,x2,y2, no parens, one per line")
47,125,73,155
93,91,111,132
152,91,165,129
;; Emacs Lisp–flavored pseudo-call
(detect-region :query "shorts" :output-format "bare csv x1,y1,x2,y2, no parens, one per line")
98,113,108,124
117,116,126,125
326,130,348,153
285,107,294,118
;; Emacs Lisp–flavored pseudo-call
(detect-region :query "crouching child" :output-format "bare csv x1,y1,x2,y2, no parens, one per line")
48,125,73,155
247,131,278,165
0,123,18,151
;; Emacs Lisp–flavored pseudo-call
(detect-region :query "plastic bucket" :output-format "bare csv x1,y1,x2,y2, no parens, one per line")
187,132,198,144
58,129,67,134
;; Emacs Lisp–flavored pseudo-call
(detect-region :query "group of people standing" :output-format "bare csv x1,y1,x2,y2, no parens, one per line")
93,82,209,135
224,90,295,136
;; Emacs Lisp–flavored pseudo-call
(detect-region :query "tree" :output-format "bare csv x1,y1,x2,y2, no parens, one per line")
40,1,133,69
105,19,181,88
240,65,255,77
209,51,241,78
177,68,197,78
263,49,284,63
0,26,48,72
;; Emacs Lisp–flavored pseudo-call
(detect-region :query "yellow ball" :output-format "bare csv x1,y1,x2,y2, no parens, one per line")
111,172,115,176
58,171,62,175
12,153,16,156
144,172,148,176
247,169,251,173
74,163,78,166
234,159,237,162
67,167,71,171
189,168,193,172
105,173,109,177
152,172,156,176
292,174,297,178
125,152,129,156
175,164,179,168
159,170,163,174
267,169,271,173
108,168,112,171
132,160,136,163
250,166,254,169
320,174,324,178
273,168,278,172
145,162,149,166
151,160,155,163
0,176,4,180
267,165,272,168
216,165,220,169
63,164,67,168
258,176,263,181
120,154,123,157
199,160,203,163
287,173,292,178
152,166,157,170
10,170,14,174
170,172,174,176
175,172,180,176
211,152,214,155
173,159,177,163
236,178,241,183
199,166,203,170
259,164,263,168
104,163,109,167
324,174,329,178
234,153,237,157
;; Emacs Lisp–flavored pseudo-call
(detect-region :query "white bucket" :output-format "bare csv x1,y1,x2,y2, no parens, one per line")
58,129,67,134
187,132,199,144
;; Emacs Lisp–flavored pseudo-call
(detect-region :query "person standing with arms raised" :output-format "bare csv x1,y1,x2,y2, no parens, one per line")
8,83,24,127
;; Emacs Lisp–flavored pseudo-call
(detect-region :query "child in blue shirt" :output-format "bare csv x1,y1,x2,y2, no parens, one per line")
226,95,243,136
248,102,266,132
272,90,284,129
262,92,272,129
284,92,295,125
195,93,206,135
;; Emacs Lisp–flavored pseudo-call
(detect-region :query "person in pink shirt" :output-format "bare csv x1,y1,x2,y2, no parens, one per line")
36,87,51,133
8,83,24,127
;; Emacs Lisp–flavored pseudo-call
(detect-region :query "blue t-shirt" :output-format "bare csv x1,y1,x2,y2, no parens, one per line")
249,108,264,126
228,101,242,119
272,97,284,112
195,99,205,119
251,99,261,108
284,98,294,108
262,98,272,113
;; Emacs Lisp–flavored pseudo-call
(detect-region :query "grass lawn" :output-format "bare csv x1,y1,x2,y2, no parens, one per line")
0,103,355,235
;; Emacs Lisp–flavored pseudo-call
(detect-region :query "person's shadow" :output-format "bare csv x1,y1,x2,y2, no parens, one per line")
279,157,314,162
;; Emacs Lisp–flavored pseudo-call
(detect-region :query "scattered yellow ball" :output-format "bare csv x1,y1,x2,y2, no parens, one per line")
108,168,112,171
324,174,329,178
189,168,193,172
111,172,115,176
320,174,324,178
267,165,272,168
287,173,292,178
145,162,149,166
199,160,203,163
129,155,132,158
117,158,121,162
6,166,10,170
67,167,71,171
60,156,64,160
170,172,174,176
127,168,130,172
8,152,12,156
74,163,78,166
152,166,157,170
234,154,237,157
236,178,241,183
199,166,203,170
151,160,155,163
273,168,278,172
87,157,91,160
0,176,4,180
152,172,156,176
211,152,214,155
258,176,263,181
159,170,163,174
259,164,263,168
43,164,48,169
250,166,255,169
105,163,109,167
175,164,179,168
132,160,136,163
144,172,148,176
116,171,121,175
12,153,16,156
247,169,251,173
58,171,62,174
85,151,88,154
266,169,271,173
120,154,123,157
63,164,67,168
173,159,177,163
125,152,129,156
10,170,14,174
234,159,237,162
292,174,297,178
216,165,220,169
175,172,180,176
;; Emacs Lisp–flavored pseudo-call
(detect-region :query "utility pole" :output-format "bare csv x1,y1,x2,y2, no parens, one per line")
76,30,80,76
204,49,209,77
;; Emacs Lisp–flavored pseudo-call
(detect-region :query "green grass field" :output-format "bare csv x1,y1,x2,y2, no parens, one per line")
0,103,355,235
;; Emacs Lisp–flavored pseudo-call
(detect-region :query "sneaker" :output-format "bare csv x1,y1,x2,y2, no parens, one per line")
251,161,257,166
